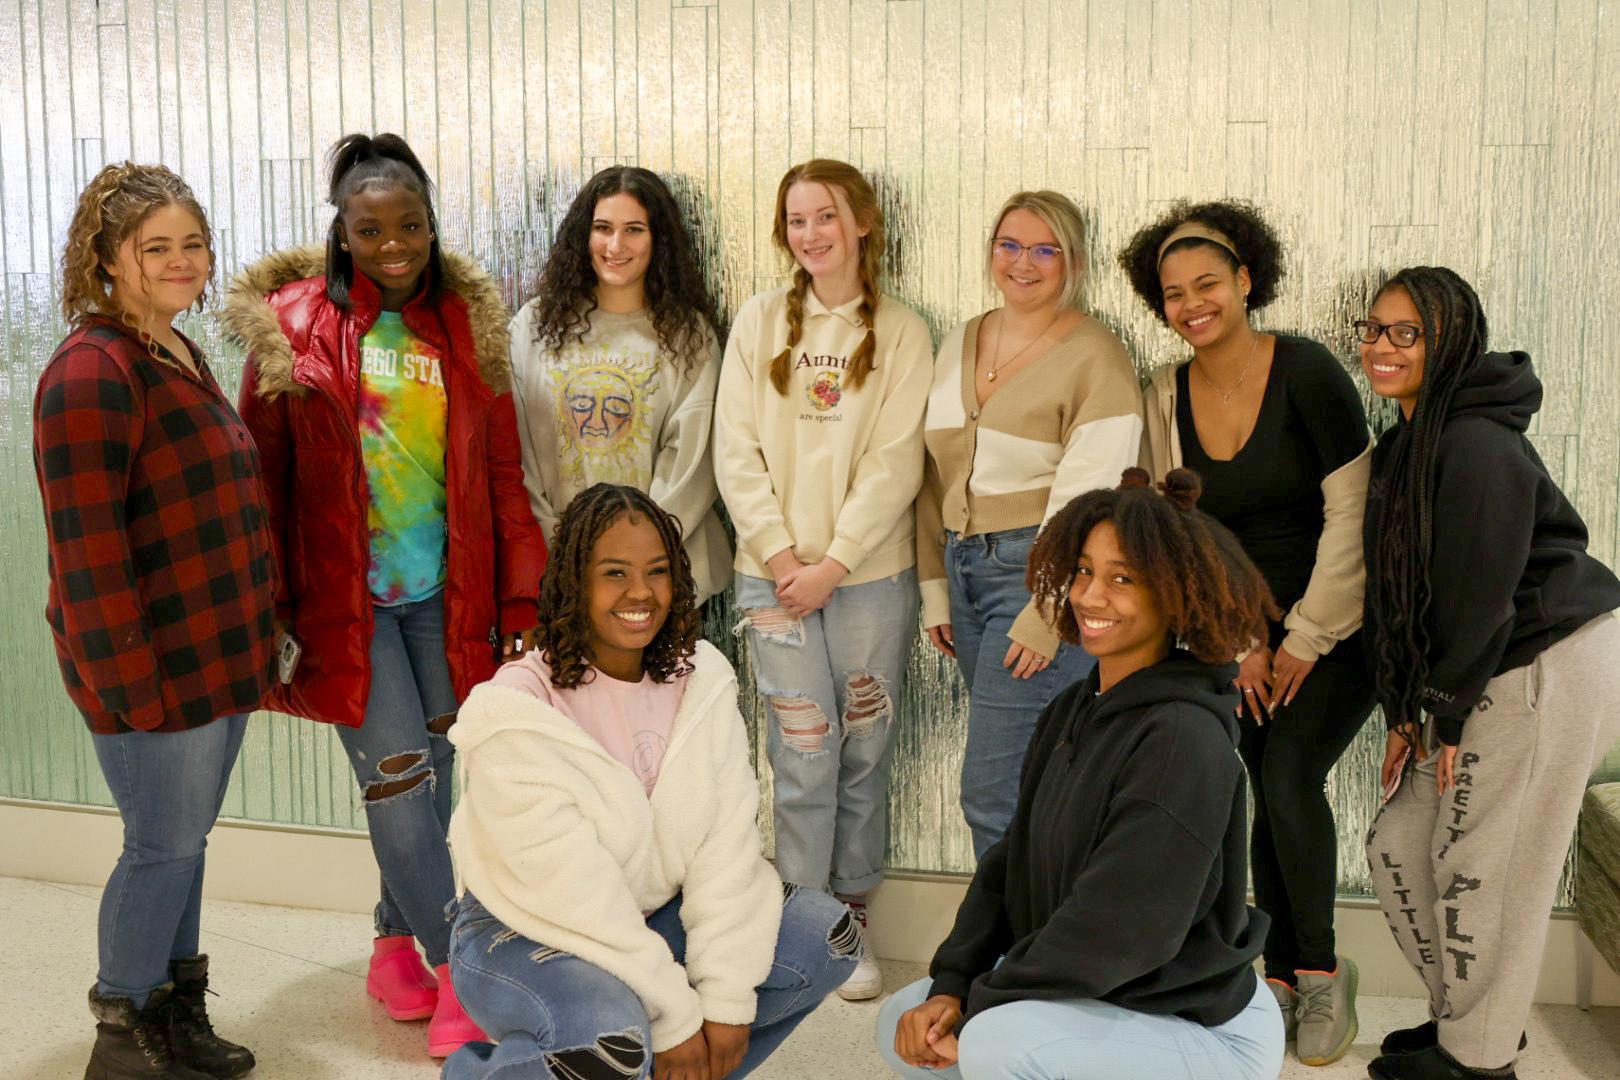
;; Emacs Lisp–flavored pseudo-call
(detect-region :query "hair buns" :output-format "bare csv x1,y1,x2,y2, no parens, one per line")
1160,468,1203,510
1118,467,1154,490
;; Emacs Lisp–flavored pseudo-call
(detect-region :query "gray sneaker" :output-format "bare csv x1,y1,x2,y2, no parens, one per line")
1267,978,1299,1044
1295,957,1359,1066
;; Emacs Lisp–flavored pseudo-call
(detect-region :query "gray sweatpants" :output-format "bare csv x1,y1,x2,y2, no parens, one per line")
1365,611,1620,1068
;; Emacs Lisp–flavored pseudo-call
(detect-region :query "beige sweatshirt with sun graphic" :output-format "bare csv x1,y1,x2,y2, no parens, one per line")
508,303,732,602
715,285,933,586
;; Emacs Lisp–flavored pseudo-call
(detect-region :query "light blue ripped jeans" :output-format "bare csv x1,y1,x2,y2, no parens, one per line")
734,569,919,896
444,884,859,1079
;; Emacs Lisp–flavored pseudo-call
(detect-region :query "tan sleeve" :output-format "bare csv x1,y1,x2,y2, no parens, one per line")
916,448,950,629
1279,440,1373,661
1010,596,1063,658
1138,365,1181,479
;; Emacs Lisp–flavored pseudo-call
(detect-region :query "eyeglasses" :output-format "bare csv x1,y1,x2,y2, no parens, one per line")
991,237,1063,269
1353,319,1422,348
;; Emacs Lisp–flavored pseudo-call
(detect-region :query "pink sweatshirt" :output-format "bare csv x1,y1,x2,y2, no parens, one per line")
489,652,685,795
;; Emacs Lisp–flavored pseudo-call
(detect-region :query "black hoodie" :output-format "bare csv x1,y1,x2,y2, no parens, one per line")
928,653,1267,1028
1364,351,1620,744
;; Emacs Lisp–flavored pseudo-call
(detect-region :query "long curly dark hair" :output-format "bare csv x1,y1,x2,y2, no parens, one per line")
1363,267,1489,734
1117,199,1286,321
533,483,699,689
1027,468,1278,663
324,132,444,308
526,166,720,372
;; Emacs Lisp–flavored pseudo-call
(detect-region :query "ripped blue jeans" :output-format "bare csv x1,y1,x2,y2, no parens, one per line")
334,592,459,966
443,885,859,1079
734,569,918,896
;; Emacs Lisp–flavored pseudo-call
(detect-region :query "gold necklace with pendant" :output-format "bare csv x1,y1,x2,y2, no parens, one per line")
987,308,1063,382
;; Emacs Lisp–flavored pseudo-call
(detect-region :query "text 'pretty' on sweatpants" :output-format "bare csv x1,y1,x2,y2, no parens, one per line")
1366,611,1620,1070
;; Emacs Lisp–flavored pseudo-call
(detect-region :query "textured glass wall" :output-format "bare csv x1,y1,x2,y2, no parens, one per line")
3,1,1617,902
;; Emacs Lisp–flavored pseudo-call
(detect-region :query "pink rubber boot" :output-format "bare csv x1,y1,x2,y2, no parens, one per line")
427,962,487,1058
365,936,439,1021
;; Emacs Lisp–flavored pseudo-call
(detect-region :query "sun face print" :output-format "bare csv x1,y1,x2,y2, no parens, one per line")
553,356,659,488
806,370,843,412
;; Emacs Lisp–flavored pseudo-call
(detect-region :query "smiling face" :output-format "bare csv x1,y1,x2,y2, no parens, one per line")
783,180,868,288
1158,242,1252,350
585,511,674,682
1360,285,1428,419
990,207,1066,309
1068,519,1172,688
589,191,653,296
337,183,433,310
103,202,211,326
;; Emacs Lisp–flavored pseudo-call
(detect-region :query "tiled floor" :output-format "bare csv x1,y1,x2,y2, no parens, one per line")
6,874,1617,1079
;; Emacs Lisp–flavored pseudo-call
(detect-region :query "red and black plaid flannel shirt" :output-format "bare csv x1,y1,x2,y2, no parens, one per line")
32,318,278,734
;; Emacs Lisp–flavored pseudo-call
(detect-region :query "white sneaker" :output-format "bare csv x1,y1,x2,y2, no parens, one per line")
836,901,881,1001
838,952,882,1001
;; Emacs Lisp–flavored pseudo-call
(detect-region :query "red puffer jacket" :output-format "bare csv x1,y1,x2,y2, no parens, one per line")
225,246,546,727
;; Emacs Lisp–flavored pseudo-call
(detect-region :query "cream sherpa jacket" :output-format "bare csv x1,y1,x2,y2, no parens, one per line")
447,641,781,1052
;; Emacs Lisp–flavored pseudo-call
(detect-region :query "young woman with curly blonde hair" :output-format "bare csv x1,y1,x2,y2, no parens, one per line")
34,162,274,1079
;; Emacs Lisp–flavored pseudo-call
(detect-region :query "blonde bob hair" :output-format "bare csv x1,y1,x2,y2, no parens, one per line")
985,190,1087,309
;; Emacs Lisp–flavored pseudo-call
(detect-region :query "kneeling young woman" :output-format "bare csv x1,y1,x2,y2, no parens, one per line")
877,469,1285,1080
445,484,858,1079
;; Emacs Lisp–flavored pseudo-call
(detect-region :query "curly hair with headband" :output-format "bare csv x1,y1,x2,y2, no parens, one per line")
768,159,885,395
1026,468,1279,663
1117,199,1286,321
60,162,215,361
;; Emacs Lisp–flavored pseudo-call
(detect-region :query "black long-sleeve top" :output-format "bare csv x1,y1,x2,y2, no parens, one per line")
928,654,1268,1027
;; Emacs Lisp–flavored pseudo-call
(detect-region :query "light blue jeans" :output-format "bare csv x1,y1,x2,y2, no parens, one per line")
875,972,1285,1080
735,569,919,895
946,527,1094,858
92,713,249,1007
444,885,859,1079
334,592,459,966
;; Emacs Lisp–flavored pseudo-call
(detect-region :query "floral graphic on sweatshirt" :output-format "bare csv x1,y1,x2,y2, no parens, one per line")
806,370,842,412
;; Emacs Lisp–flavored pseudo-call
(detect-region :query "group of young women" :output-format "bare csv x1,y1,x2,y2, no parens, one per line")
31,132,1618,1080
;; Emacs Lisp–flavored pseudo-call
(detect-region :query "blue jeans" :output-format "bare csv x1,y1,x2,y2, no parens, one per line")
335,592,459,966
947,527,1094,858
92,713,248,1007
875,972,1285,1080
735,569,919,895
444,885,859,1078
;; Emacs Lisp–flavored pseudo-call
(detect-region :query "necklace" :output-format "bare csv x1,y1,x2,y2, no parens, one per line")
986,308,1063,382
1193,332,1262,404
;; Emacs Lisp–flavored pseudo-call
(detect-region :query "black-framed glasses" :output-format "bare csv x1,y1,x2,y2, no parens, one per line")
1353,319,1422,348
991,237,1063,268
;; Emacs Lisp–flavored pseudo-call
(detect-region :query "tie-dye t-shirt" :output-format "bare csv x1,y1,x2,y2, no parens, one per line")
359,312,449,605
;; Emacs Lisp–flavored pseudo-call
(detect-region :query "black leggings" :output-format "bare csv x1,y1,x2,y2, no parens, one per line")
1239,628,1375,982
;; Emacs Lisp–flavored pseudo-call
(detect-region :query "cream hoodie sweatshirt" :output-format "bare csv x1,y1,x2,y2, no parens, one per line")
447,642,781,1052
714,285,933,585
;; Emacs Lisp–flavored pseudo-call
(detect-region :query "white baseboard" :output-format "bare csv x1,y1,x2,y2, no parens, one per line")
6,798,1616,1007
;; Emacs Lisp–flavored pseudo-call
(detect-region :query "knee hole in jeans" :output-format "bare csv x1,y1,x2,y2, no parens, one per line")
425,712,457,736
843,672,892,740
826,906,864,960
767,694,829,755
734,606,805,646
364,750,434,801
543,1029,646,1080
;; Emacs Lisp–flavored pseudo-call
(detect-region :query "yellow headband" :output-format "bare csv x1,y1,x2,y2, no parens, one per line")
1156,221,1240,266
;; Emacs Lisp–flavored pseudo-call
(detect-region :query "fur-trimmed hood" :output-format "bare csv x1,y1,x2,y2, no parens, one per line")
220,244,511,399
